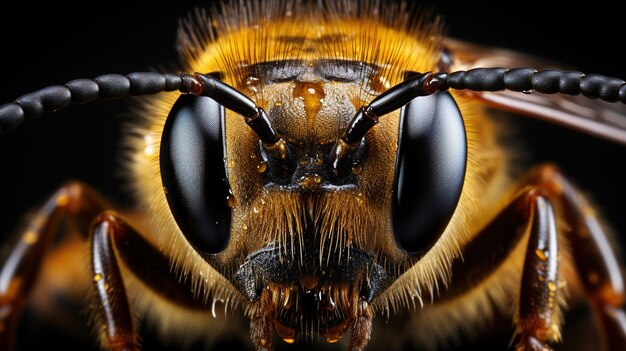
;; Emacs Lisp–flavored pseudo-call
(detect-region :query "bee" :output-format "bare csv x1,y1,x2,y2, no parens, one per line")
1,1,625,351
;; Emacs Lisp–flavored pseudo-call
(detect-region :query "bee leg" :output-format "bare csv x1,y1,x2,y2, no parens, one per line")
90,212,140,351
420,165,623,350
91,209,221,349
529,165,626,351
0,181,108,351
515,189,560,351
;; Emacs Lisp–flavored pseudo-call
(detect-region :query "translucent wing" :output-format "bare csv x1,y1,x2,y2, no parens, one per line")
444,38,626,145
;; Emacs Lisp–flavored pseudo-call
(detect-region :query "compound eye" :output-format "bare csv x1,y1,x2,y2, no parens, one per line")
392,92,467,254
160,94,231,254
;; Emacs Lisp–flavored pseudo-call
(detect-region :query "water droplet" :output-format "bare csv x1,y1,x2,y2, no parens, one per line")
547,281,557,291
292,81,325,129
313,175,322,184
535,249,548,261
56,193,70,207
22,231,39,245
260,338,267,347
356,192,364,204
226,193,237,208
93,273,103,282
256,161,267,173
277,139,288,159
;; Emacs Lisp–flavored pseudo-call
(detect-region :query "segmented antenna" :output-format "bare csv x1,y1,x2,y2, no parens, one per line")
0,72,278,145
343,68,626,144
0,72,190,133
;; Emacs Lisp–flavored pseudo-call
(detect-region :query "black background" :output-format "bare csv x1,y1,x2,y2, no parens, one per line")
0,1,624,350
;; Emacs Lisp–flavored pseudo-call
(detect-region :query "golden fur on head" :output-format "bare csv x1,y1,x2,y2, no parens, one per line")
176,0,444,92
234,189,388,266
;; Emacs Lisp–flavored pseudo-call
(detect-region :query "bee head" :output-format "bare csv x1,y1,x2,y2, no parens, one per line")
158,58,468,343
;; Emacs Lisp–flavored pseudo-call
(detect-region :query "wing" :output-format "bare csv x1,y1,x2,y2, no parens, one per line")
444,38,626,145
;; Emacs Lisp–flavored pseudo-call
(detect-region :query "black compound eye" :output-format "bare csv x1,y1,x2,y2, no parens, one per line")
160,94,231,254
392,92,467,254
